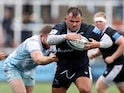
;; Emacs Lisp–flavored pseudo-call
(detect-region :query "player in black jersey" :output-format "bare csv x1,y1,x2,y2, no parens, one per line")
47,7,112,93
89,12,124,93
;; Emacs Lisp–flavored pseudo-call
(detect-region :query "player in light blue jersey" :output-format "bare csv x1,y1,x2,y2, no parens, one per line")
3,25,57,93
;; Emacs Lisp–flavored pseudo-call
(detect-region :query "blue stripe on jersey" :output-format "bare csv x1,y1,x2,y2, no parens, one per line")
93,27,101,34
112,32,120,40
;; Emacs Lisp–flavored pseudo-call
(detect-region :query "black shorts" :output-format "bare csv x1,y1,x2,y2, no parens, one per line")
103,64,124,83
52,65,92,89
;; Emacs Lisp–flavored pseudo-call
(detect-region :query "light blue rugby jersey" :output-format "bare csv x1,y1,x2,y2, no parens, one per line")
4,35,56,72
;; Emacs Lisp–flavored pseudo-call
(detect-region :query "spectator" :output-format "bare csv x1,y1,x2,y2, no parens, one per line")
2,6,14,47
21,12,34,42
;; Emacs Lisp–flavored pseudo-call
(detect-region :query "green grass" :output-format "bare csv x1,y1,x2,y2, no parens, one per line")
0,81,119,93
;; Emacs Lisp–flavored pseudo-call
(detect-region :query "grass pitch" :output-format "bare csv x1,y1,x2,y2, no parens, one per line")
0,82,119,93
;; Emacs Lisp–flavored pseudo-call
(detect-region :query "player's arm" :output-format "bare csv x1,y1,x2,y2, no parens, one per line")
89,33,113,49
31,51,56,65
26,39,57,65
47,34,66,45
47,29,82,45
105,36,124,64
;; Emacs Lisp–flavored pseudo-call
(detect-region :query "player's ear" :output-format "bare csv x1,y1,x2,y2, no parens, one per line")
64,16,67,21
40,34,43,38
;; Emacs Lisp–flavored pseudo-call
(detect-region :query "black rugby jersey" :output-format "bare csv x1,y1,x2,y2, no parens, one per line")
100,27,124,67
53,22,103,70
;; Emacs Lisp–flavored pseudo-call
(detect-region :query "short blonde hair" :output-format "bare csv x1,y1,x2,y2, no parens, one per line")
94,12,106,20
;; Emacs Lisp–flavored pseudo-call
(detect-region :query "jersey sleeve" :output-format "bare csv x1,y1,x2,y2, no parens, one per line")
106,27,122,43
112,32,122,43
86,25,103,41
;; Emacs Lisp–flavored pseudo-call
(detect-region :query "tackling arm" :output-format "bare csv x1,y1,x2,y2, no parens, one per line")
31,50,57,65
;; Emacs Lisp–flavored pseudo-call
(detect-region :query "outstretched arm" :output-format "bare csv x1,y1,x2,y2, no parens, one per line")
31,50,57,65
47,32,82,45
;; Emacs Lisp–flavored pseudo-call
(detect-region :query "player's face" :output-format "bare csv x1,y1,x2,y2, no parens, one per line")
95,21,106,31
65,13,83,32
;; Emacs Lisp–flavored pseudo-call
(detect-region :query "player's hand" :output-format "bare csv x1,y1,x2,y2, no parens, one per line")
66,33,82,41
88,38,100,49
0,52,7,60
49,53,59,62
105,56,114,64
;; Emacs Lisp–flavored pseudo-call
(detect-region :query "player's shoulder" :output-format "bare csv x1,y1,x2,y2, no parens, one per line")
24,35,40,47
80,22,96,32
106,27,116,32
26,35,39,42
105,27,121,36
54,21,66,29
53,21,67,34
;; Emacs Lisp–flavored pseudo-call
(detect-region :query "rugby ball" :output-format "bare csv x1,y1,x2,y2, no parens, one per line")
67,36,89,51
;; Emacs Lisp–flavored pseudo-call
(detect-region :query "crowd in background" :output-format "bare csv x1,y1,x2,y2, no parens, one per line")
0,1,124,48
